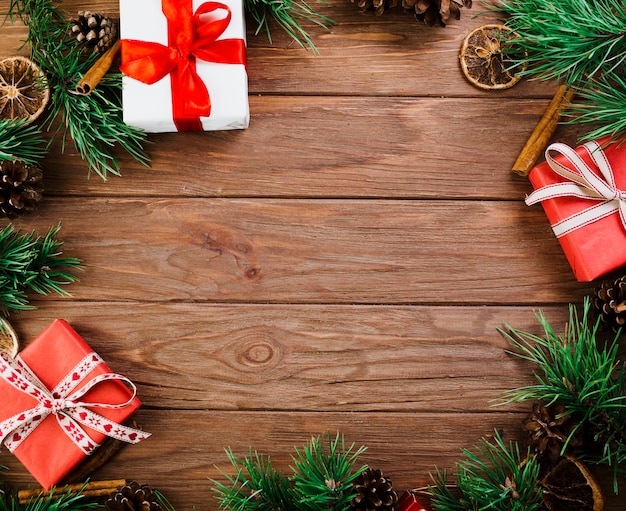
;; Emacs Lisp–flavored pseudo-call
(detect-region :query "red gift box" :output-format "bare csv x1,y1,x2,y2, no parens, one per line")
0,319,149,489
398,491,429,511
527,137,626,282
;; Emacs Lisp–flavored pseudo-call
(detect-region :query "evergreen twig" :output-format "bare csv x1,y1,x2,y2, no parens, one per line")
243,0,334,54
492,0,626,141
0,119,47,165
497,299,626,492
213,433,367,511
7,0,150,180
0,224,82,316
429,431,543,511
291,432,367,511
0,483,101,511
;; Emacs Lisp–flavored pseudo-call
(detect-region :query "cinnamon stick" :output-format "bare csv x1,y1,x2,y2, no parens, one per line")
18,479,127,504
74,40,121,95
511,85,574,177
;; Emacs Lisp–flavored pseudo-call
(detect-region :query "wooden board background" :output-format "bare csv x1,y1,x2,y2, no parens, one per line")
1,0,620,509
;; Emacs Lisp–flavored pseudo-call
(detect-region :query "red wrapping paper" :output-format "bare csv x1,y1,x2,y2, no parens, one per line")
398,491,429,511
0,319,142,489
528,137,626,282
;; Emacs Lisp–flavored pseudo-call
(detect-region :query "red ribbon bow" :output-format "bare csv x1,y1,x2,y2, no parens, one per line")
120,0,247,131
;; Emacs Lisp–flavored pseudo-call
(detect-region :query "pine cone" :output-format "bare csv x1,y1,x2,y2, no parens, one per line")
592,275,626,333
523,403,583,469
350,0,399,16
70,11,118,53
402,0,471,26
104,482,162,511
350,468,398,511
0,160,43,218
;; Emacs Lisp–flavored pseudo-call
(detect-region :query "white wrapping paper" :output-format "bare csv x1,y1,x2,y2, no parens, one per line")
120,0,249,132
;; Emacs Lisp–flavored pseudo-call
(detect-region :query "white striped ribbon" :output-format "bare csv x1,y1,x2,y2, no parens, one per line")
525,140,626,238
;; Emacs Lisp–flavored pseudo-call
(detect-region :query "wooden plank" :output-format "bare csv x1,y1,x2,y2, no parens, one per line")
0,2,557,97
39,96,578,198
4,198,589,305
2,410,622,511
7,303,569,412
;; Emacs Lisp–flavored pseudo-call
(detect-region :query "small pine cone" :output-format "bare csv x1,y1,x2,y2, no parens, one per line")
402,0,471,26
350,0,399,16
350,468,398,511
70,11,118,53
0,160,43,218
592,276,626,333
523,403,583,469
105,482,163,511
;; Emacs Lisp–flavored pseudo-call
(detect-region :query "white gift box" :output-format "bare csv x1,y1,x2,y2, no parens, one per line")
120,0,249,133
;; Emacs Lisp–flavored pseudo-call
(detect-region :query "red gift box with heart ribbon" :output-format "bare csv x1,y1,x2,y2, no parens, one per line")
0,319,150,489
526,137,626,282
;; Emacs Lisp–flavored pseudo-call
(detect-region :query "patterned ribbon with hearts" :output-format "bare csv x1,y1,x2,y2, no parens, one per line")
0,351,150,455
120,0,247,131
525,139,626,238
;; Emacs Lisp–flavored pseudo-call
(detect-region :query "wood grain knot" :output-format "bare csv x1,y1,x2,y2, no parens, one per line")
236,337,282,369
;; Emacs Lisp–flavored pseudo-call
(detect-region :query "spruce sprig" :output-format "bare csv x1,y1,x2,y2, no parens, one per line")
291,432,366,511
0,119,47,165
244,0,334,54
493,0,626,141
214,449,297,511
0,224,82,316
213,433,367,511
0,484,101,511
498,300,626,491
429,431,543,511
8,0,150,180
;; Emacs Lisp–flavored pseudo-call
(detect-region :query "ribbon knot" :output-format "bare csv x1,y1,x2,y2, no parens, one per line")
0,351,150,455
120,0,247,131
525,140,626,238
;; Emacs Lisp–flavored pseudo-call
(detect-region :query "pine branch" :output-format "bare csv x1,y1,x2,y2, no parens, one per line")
0,224,82,316
429,431,543,511
495,0,626,85
213,449,297,511
8,0,150,180
0,483,101,511
213,433,366,511
243,0,334,54
0,119,47,165
498,299,626,491
290,432,367,511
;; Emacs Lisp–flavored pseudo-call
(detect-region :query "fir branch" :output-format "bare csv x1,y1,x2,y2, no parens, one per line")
213,449,297,511
498,300,626,491
8,0,150,180
429,431,543,511
0,224,82,316
494,0,626,85
0,119,47,165
0,484,101,511
244,0,333,53
290,432,367,511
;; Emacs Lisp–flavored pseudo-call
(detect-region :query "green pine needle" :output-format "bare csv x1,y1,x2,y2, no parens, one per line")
213,449,297,511
0,224,82,316
0,119,47,165
290,432,367,511
213,433,366,511
430,431,543,511
0,483,101,511
497,299,626,492
243,0,334,54
492,0,626,140
8,0,150,180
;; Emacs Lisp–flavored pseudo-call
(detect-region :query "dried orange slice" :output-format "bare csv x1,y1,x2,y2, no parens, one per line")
0,56,50,123
459,24,524,90
0,317,19,358
541,457,604,511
